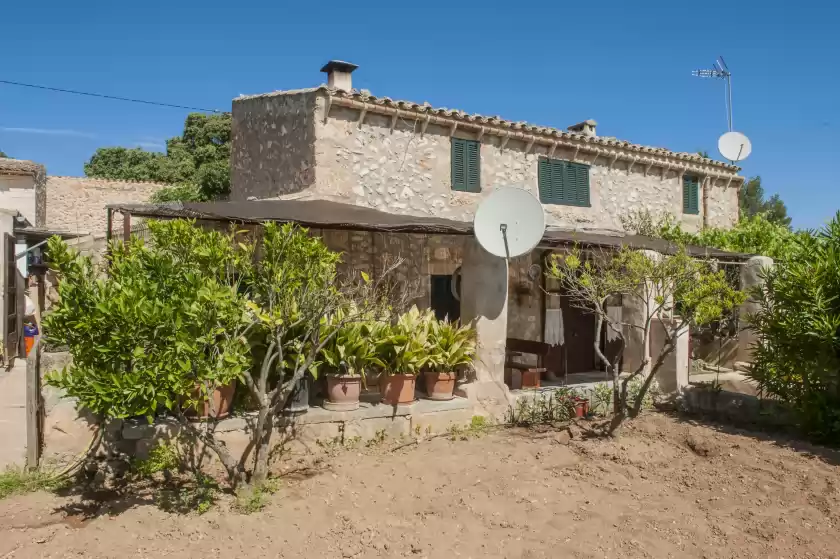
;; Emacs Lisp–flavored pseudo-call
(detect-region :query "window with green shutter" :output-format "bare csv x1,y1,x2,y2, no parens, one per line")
451,138,481,192
537,158,591,207
683,175,699,214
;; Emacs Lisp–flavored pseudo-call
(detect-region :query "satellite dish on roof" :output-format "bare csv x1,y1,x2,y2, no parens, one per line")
718,131,752,162
474,187,545,259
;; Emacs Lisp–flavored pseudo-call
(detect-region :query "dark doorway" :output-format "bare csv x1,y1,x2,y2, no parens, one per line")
430,274,460,322
560,295,597,374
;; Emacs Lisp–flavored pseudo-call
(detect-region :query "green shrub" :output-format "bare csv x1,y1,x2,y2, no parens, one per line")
748,212,840,442
506,388,574,427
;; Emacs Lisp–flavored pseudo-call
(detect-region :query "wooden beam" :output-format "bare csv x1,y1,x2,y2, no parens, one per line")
106,207,113,243
25,338,41,471
449,121,458,137
390,113,398,134
571,146,580,162
548,142,558,159
123,211,131,242
357,104,368,129
525,137,536,154
323,94,332,124
477,127,485,142
500,133,510,151
627,156,638,175
420,114,430,137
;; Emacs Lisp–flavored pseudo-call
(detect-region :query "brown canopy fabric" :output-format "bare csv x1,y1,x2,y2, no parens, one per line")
108,199,752,261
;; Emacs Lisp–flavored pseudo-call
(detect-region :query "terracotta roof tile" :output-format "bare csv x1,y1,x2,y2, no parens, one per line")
0,158,44,176
235,85,741,174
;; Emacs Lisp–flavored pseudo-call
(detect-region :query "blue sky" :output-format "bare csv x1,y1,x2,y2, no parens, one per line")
1,0,836,228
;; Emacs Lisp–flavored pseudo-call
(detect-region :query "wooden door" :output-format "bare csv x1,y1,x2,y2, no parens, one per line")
4,233,22,367
560,295,597,374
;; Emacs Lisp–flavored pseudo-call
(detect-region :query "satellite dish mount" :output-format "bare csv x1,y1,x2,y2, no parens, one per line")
473,187,546,261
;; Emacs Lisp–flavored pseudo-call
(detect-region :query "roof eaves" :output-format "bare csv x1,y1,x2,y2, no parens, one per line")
0,158,44,177
262,85,740,175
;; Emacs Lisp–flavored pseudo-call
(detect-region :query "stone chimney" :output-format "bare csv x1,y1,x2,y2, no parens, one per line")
567,119,597,138
320,60,358,91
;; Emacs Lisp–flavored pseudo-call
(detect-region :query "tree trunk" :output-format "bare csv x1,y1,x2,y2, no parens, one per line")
251,406,275,485
176,414,247,487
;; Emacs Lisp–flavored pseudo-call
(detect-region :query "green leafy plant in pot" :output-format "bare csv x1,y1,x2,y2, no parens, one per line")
376,306,431,405
423,318,476,401
320,311,382,411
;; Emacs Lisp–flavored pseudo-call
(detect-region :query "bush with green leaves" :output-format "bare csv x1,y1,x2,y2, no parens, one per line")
45,220,251,421
46,219,406,490
621,209,805,262
748,212,840,442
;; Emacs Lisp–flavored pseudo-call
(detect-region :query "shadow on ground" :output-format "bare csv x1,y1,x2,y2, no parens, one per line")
669,408,840,468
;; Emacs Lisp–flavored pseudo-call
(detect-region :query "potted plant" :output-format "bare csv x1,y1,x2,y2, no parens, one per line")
377,307,431,405
186,380,237,419
320,318,380,411
423,318,476,401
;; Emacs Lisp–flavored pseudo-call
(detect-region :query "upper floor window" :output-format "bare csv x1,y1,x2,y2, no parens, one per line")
683,175,700,214
538,158,590,207
451,138,480,192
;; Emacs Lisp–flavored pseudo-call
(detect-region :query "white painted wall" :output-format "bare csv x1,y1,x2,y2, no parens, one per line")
0,175,36,225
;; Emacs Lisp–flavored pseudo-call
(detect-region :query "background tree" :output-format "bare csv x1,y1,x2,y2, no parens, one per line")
548,245,744,434
84,112,231,201
0,150,8,158
740,176,791,227
621,209,803,262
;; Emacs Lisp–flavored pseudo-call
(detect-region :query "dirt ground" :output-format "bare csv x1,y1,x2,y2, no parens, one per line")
1,412,839,559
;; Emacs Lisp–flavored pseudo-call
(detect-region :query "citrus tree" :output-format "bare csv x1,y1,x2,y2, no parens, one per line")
548,245,744,434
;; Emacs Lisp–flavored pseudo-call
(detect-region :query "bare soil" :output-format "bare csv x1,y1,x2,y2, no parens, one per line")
1,413,839,558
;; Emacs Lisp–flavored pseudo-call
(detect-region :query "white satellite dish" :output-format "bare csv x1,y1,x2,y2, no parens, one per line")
473,187,546,259
718,131,752,162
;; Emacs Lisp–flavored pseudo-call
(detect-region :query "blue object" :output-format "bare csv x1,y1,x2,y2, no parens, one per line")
24,324,38,337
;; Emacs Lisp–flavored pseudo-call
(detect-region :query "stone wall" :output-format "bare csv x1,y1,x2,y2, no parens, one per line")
230,90,318,201
230,90,740,232
44,176,170,234
317,228,543,341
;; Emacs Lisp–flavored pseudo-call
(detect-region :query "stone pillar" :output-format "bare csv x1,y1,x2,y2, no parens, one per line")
458,238,511,405
651,319,690,393
737,255,774,363
621,250,661,374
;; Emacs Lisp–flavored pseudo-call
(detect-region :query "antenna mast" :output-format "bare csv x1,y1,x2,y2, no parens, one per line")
692,56,733,131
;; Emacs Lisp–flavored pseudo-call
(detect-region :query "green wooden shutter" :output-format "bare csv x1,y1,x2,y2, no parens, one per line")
683,176,699,214
539,158,590,206
538,159,552,202
466,140,481,192
451,138,481,192
568,162,590,207
451,138,467,191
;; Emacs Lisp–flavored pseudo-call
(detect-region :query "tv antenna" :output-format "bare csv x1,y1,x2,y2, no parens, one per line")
693,56,733,131
473,187,545,260
693,56,752,163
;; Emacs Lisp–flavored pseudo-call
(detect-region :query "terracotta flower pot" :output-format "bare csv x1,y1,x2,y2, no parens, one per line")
572,398,589,418
423,371,456,401
186,380,236,420
324,375,362,411
380,374,416,405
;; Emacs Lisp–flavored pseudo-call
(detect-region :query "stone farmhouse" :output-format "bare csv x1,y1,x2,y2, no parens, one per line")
222,60,749,392
231,60,743,232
